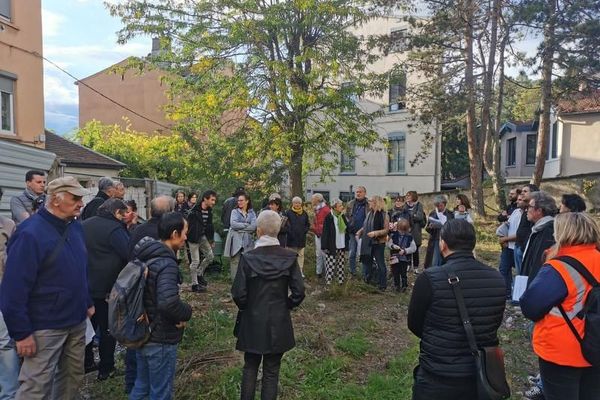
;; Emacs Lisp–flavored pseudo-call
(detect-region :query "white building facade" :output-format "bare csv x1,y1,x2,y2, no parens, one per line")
304,15,441,201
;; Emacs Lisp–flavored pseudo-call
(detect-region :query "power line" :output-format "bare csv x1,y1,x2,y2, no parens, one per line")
0,39,172,132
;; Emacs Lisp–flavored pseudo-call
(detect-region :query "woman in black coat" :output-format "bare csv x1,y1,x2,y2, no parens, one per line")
285,196,310,277
232,210,305,400
321,198,349,285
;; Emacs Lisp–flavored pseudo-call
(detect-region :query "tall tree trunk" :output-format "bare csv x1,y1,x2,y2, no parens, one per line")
482,0,506,210
491,29,509,209
533,0,556,186
464,0,485,215
289,140,304,198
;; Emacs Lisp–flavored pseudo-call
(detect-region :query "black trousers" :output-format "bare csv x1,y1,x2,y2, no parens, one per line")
539,357,600,400
241,352,283,400
412,365,477,400
391,261,409,289
84,298,116,374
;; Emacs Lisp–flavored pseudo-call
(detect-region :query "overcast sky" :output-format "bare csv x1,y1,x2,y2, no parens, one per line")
41,0,540,135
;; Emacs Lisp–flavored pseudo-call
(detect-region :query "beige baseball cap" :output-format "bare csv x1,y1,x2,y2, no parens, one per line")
47,176,88,197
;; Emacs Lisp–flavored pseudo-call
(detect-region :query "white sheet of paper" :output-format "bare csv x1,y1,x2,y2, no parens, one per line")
512,275,528,302
85,318,95,345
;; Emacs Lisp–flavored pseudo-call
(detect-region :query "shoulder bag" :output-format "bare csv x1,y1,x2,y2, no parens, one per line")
447,269,511,400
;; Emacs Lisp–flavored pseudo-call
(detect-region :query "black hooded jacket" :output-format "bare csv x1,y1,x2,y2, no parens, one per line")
133,238,192,344
231,245,305,354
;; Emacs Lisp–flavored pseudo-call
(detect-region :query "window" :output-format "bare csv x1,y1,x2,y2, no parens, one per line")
389,72,406,112
546,121,558,160
507,138,516,166
313,191,330,203
0,75,14,134
526,134,537,165
0,0,10,20
390,28,409,53
341,81,359,103
388,133,406,174
340,145,355,173
339,191,353,203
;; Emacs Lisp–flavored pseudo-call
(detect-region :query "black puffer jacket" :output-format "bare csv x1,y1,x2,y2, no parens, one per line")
232,245,305,354
412,252,506,377
134,238,192,344
81,191,110,221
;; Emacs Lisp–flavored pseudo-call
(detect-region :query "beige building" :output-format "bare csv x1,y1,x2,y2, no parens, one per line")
78,53,174,134
500,91,600,181
0,0,46,147
305,15,441,201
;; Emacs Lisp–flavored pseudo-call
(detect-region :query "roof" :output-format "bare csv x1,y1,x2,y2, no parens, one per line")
499,120,538,136
44,131,126,170
556,90,600,114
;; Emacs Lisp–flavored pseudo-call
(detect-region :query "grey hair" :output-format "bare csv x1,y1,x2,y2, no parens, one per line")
256,209,282,237
311,193,324,202
356,186,367,192
114,181,125,189
98,177,115,192
291,196,303,204
151,195,175,218
530,191,558,217
331,198,344,208
46,191,67,206
433,194,448,206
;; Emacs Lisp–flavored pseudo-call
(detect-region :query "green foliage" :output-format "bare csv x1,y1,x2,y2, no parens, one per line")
107,0,390,196
441,125,469,181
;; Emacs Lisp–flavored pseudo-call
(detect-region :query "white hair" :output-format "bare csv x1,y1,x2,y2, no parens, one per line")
331,198,344,208
292,196,303,204
256,210,281,237
311,193,324,202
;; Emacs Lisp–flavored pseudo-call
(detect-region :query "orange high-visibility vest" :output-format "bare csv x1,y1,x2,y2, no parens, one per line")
533,244,600,367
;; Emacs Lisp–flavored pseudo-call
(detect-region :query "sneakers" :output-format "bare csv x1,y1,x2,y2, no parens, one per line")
524,385,544,400
527,374,540,385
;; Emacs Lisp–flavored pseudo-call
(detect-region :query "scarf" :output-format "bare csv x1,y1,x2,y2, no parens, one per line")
254,235,280,248
314,201,327,212
332,210,346,233
291,205,304,215
531,215,554,233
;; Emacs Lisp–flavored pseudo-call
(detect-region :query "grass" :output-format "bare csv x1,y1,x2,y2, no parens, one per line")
84,218,540,400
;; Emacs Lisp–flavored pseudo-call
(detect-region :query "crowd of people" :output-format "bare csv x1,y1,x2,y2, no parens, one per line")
0,171,599,400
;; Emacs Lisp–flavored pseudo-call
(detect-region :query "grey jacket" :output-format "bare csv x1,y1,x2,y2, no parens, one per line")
224,208,257,258
10,189,42,224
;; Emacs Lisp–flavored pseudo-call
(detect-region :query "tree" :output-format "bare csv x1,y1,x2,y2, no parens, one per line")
107,0,389,197
513,0,600,186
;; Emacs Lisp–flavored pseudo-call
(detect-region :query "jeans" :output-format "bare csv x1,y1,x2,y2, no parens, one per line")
129,343,178,400
124,349,137,394
16,321,86,400
348,234,359,275
85,298,116,374
362,243,387,290
391,261,409,289
241,352,283,400
539,357,600,400
189,236,214,285
0,311,19,400
514,245,524,275
498,247,515,299
412,365,477,400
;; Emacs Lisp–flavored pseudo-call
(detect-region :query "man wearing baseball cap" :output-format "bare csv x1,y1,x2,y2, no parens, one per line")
0,176,95,400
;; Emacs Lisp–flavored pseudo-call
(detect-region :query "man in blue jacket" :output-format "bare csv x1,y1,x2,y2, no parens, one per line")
0,176,95,400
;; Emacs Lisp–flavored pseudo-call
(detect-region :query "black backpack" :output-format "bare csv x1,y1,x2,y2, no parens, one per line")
108,259,152,349
556,255,600,366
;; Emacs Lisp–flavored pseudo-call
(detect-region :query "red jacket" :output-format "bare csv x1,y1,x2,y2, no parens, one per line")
311,205,330,237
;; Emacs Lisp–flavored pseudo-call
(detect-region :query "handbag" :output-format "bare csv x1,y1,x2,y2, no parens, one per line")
447,269,511,400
